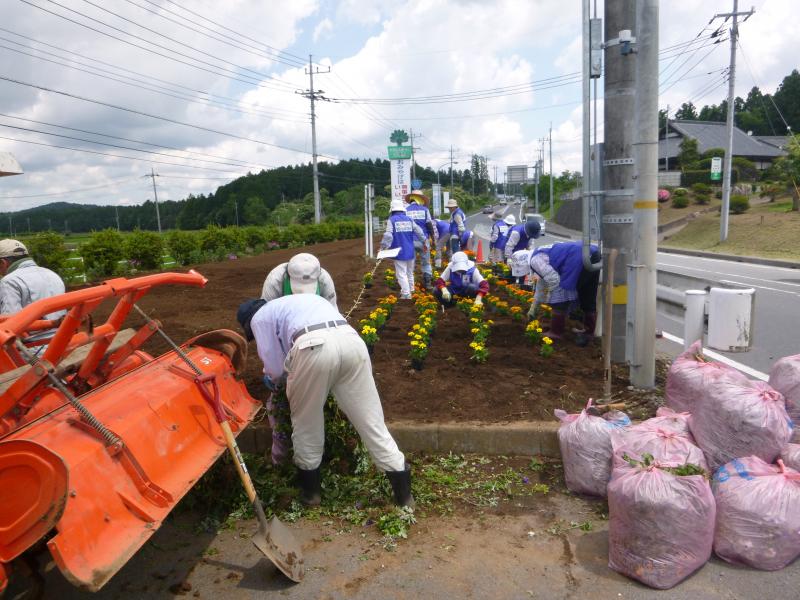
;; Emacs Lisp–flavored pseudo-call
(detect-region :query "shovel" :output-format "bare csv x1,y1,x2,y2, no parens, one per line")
132,305,304,582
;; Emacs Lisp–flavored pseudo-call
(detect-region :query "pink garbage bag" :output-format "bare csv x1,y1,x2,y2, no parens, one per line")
769,354,800,442
713,457,800,570
611,420,707,470
689,380,792,472
654,406,693,437
608,454,715,589
665,341,749,413
554,399,629,497
780,444,800,472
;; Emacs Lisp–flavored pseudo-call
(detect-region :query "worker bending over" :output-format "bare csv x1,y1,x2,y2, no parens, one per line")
261,252,337,308
503,220,541,261
489,212,515,263
433,251,489,308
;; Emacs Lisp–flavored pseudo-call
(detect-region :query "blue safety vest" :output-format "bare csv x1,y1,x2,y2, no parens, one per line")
405,202,431,234
435,220,450,239
533,242,599,291
492,222,510,249
450,266,477,294
387,212,416,260
449,208,466,236
508,224,531,253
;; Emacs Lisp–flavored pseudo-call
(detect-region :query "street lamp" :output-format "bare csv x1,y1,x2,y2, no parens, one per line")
436,161,457,186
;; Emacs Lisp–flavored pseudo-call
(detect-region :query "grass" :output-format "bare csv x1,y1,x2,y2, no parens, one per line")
661,199,800,261
657,196,721,226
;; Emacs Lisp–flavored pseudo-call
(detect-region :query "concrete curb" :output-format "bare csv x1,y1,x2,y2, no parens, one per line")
657,246,800,269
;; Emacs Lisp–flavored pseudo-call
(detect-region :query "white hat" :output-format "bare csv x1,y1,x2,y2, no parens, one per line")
445,198,458,208
450,251,472,272
503,214,516,226
511,250,532,277
0,239,27,260
389,198,406,212
287,253,321,294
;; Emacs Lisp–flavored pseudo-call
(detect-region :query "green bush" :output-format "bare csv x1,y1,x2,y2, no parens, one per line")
759,182,783,201
673,187,688,197
715,189,722,199
691,183,711,195
198,225,245,258
27,231,68,274
166,230,201,265
242,226,268,249
82,229,125,277
681,169,739,187
671,195,689,208
694,193,711,205
729,195,750,214
124,229,164,270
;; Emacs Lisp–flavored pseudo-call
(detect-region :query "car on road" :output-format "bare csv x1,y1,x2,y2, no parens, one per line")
499,198,507,205
482,205,494,214
525,213,546,236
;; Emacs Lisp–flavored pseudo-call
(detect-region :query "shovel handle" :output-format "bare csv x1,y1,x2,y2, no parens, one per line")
219,419,258,504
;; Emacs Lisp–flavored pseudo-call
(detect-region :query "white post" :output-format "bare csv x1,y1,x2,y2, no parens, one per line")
684,290,707,349
364,185,369,257
720,1,738,242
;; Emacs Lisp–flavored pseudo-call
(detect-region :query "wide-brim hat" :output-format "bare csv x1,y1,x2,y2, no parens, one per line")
450,251,470,272
405,189,430,204
503,214,516,226
445,198,458,208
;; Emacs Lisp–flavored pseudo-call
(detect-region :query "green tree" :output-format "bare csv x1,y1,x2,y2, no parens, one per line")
27,231,68,274
242,196,269,225
82,229,125,276
775,135,800,211
677,138,700,169
675,102,698,120
124,229,164,270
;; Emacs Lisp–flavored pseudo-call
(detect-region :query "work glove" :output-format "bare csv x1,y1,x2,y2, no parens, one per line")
440,288,452,302
263,374,279,393
474,294,483,306
528,302,541,320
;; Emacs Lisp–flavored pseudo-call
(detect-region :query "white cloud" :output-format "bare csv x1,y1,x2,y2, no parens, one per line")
313,18,334,42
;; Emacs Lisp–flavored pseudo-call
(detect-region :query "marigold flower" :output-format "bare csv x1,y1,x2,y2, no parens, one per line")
543,337,553,345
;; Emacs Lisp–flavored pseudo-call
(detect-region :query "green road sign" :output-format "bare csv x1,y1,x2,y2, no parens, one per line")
387,145,413,160
710,156,722,181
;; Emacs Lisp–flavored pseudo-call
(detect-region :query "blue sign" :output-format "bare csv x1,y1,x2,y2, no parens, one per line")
411,178,422,190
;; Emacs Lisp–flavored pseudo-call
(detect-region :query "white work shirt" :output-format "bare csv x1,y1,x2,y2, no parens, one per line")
260,262,338,309
0,258,65,318
250,294,347,384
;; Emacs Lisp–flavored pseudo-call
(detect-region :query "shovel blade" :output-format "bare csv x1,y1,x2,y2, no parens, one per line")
252,516,305,583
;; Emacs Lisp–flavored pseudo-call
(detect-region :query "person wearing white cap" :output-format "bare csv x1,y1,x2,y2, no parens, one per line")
433,251,489,307
380,198,426,299
445,198,466,256
0,239,66,350
404,189,438,290
489,213,515,263
261,252,337,309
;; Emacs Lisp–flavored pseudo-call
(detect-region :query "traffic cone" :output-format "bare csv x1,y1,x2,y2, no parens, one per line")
476,239,485,263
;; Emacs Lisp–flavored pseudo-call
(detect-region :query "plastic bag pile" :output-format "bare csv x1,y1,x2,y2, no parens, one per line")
553,345,800,589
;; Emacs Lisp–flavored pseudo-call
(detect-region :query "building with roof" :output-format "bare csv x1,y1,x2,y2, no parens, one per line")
659,120,786,171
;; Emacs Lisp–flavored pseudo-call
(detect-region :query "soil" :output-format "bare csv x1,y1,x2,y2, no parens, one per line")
122,238,664,423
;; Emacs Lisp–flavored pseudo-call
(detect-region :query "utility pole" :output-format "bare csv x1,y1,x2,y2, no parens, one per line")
549,122,554,220
630,0,659,388
115,206,120,231
47,218,51,231
297,55,330,224
147,168,162,233
27,217,30,233
409,129,423,180
449,145,459,194
716,0,754,242
493,164,499,199
663,104,670,172
234,198,239,227
7,216,10,235
603,0,636,364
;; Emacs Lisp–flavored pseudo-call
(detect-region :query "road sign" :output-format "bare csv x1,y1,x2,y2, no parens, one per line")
710,156,722,181
411,178,422,190
390,157,411,205
432,184,442,217
387,146,412,160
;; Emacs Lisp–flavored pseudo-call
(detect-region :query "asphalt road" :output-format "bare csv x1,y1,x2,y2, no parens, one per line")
464,202,799,376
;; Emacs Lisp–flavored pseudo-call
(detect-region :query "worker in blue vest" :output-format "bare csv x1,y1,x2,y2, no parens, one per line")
527,241,601,346
458,230,475,253
380,198,426,299
445,198,466,256
489,212,515,263
433,251,489,308
433,219,451,268
404,190,438,290
503,220,541,261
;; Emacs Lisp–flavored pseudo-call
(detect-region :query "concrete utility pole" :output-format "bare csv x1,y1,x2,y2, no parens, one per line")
115,206,120,231
716,1,754,242
630,0,659,388
148,167,162,234
663,104,670,172
549,122,554,219
409,129,423,179
493,164,499,198
297,55,330,224
449,145,459,194
603,0,636,363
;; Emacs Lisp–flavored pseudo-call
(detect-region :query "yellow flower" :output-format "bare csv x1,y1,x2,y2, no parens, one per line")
412,324,420,330
418,328,428,335
537,328,543,333
414,334,422,340
487,319,494,325
418,343,427,349
470,317,480,323
407,331,414,337
469,341,477,349
543,337,553,345
471,328,479,334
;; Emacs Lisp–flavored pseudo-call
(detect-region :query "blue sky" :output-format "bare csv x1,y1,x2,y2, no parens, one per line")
0,0,794,211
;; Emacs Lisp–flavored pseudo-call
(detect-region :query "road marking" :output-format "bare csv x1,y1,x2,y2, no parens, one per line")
658,251,799,272
658,261,800,292
660,331,768,381
717,279,800,297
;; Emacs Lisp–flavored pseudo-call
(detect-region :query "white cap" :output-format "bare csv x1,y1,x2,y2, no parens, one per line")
503,214,516,226
445,198,458,208
389,198,406,212
287,253,321,294
450,251,471,272
0,239,27,259
511,250,532,277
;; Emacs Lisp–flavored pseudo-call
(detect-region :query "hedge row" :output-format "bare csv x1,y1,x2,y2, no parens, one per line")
28,221,365,281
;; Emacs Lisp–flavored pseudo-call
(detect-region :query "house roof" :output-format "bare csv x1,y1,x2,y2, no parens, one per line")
658,120,786,161
755,135,790,150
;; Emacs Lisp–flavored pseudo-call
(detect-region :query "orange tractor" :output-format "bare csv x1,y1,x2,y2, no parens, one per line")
0,271,302,594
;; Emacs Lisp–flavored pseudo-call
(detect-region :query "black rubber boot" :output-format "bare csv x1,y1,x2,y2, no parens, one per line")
549,311,567,340
296,467,322,506
423,273,433,291
576,312,597,347
385,464,415,508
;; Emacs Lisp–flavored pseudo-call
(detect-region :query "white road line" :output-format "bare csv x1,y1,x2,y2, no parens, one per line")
658,261,800,289
659,251,798,272
717,279,800,297
660,331,769,381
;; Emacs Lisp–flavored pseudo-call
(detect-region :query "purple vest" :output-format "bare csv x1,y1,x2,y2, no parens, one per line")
508,224,530,253
405,202,430,233
450,266,477,294
492,222,510,249
533,242,598,291
449,208,466,236
388,212,416,260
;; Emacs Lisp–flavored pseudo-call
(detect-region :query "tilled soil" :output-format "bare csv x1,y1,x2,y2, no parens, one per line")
125,238,663,422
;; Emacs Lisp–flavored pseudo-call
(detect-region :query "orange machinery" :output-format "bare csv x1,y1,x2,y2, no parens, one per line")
0,271,261,593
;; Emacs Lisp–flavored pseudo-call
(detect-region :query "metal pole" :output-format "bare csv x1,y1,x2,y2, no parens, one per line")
534,161,540,213
364,185,369,256
630,0,658,389
234,198,239,227
150,167,162,234
115,206,120,231
309,55,321,225
549,123,554,220
603,0,636,363
582,0,602,272
449,145,454,194
664,104,670,172
720,0,739,242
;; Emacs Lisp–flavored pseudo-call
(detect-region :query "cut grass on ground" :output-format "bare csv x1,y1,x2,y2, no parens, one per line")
657,196,720,226
661,200,800,261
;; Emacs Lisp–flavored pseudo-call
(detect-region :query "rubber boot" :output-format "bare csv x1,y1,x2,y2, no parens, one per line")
423,272,433,291
296,467,321,507
575,312,597,347
385,464,415,508
548,311,566,340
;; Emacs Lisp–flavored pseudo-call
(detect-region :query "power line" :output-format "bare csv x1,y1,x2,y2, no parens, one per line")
0,176,141,199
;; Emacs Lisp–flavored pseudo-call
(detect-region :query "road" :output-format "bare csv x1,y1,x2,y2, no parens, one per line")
464,201,799,376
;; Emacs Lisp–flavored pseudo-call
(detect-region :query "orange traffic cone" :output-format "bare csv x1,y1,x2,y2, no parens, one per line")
476,239,485,263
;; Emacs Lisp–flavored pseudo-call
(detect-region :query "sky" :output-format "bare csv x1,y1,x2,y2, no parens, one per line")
0,0,795,212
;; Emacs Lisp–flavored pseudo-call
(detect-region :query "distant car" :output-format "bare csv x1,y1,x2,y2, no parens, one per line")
514,198,522,205
499,198,508,205
482,205,494,214
525,213,547,236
